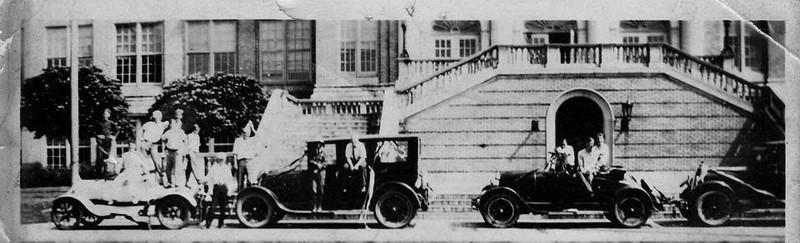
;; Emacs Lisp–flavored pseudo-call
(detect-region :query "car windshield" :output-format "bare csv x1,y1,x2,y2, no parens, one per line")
374,140,409,164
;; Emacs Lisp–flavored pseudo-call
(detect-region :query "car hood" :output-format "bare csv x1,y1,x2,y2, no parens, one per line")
499,170,537,186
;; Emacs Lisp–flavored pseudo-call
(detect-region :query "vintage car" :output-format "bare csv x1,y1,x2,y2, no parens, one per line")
50,176,201,230
235,135,431,229
473,166,666,228
677,157,785,226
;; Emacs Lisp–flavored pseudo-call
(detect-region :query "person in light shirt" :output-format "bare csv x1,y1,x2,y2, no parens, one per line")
577,137,601,182
594,133,610,171
344,134,368,192
233,122,257,191
185,124,204,187
141,110,168,182
202,153,237,228
546,138,574,172
162,121,188,188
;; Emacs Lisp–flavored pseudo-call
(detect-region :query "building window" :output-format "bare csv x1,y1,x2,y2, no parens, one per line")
78,25,93,67
432,21,481,59
743,36,761,69
622,36,640,44
646,35,665,43
46,137,68,169
260,20,314,83
724,36,741,68
340,20,377,76
528,33,548,44
186,21,237,75
116,22,163,84
434,39,451,58
619,21,669,44
46,27,68,68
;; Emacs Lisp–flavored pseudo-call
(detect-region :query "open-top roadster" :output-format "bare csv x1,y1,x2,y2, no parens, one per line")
235,135,431,229
473,166,666,228
51,178,200,230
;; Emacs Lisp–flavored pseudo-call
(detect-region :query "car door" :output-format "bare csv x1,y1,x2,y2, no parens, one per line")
261,164,314,211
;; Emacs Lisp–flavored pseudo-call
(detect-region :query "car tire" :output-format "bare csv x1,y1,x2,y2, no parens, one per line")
374,191,417,229
236,192,275,228
691,190,733,227
51,198,83,230
609,193,649,228
156,197,191,230
81,213,103,228
480,194,520,228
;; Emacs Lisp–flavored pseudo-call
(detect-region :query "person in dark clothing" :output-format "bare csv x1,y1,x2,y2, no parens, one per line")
95,109,117,178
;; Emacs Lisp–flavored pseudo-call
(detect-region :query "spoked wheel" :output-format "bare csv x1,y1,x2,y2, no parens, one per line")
236,193,275,228
81,213,103,228
374,191,416,229
609,194,649,228
51,199,83,230
693,190,732,226
156,197,190,230
480,194,519,228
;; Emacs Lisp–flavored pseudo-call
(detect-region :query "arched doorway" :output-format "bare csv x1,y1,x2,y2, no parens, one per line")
546,89,615,165
556,97,604,153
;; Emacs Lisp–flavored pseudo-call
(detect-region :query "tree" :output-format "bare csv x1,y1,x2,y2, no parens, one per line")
150,73,268,139
21,66,136,180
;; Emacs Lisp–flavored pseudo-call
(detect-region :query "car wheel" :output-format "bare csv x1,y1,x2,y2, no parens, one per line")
609,193,649,228
81,213,103,228
236,192,275,228
374,191,417,229
481,194,519,228
692,190,732,226
51,199,83,230
156,197,190,230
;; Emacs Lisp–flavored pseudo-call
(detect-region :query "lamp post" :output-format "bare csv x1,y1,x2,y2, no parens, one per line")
621,100,633,132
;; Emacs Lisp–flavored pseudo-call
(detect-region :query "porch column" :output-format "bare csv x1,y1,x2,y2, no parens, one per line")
680,21,705,56
490,19,514,45
480,20,491,49
586,20,610,44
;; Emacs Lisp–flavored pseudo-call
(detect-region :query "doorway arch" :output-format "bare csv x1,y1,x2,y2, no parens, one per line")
545,89,615,165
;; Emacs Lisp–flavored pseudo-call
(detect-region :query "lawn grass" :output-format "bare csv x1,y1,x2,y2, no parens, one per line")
21,187,69,224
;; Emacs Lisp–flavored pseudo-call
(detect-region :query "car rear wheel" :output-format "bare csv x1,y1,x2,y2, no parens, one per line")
692,190,732,226
609,194,649,228
481,194,519,228
374,191,416,229
51,199,83,230
236,192,275,228
156,197,190,230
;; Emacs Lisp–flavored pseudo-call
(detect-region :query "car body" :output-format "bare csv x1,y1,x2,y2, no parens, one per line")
50,179,200,230
473,167,666,228
235,135,431,229
677,156,785,226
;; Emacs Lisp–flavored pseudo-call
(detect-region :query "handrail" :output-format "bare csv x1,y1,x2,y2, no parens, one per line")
658,43,758,91
396,45,500,92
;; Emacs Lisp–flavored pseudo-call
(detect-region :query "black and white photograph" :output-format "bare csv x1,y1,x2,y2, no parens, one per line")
0,0,798,242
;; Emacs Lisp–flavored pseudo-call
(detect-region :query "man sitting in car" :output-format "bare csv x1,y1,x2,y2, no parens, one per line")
344,134,368,193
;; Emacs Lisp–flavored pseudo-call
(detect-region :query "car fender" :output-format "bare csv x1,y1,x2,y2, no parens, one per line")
156,191,198,207
612,186,655,213
478,186,532,213
237,186,296,213
370,182,423,210
688,180,735,201
53,194,104,217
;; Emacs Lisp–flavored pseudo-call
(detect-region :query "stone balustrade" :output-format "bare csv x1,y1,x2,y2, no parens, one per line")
398,58,461,85
288,98,383,115
395,43,763,113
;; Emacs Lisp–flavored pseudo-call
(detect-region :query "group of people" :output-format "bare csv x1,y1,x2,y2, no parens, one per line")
546,133,610,181
307,134,370,212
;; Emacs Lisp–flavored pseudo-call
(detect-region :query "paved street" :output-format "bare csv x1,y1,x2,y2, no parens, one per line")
19,216,784,242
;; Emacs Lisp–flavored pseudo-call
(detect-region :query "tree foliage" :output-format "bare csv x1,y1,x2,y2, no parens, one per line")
150,73,268,138
21,66,135,141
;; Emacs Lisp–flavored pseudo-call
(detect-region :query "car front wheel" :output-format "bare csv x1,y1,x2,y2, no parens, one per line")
156,197,190,230
481,194,520,228
374,191,417,229
236,192,275,228
51,199,83,230
692,190,732,226
609,193,649,228
81,213,103,228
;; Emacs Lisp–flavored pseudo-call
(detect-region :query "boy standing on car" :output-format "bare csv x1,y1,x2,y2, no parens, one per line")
162,121,188,188
185,124,204,187
141,110,168,182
